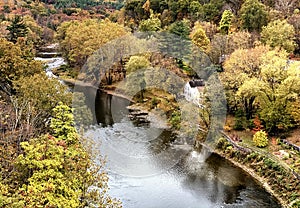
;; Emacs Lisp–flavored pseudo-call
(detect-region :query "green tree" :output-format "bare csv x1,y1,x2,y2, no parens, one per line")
189,1,204,20
261,19,296,53
239,0,268,32
203,0,225,23
7,16,28,43
139,11,161,32
168,19,191,40
219,10,234,34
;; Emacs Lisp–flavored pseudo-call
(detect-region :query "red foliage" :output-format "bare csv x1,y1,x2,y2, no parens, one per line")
252,115,263,133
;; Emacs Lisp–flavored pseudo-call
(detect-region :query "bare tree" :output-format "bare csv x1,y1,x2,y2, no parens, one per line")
275,0,297,14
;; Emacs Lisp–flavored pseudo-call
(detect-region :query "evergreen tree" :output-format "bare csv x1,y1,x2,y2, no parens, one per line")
239,0,268,32
7,16,28,43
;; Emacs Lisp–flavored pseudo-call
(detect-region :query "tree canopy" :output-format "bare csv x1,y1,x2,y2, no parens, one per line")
57,19,129,67
222,47,300,132
239,0,268,32
261,19,296,53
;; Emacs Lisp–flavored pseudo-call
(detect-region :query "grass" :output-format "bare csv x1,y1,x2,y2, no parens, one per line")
223,115,300,175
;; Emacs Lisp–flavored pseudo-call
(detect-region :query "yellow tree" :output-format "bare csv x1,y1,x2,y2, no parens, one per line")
261,19,296,53
235,50,300,132
0,38,43,94
221,45,269,118
190,22,210,51
57,19,129,67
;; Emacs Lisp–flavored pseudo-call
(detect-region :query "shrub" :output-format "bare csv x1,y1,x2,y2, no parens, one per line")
253,130,269,147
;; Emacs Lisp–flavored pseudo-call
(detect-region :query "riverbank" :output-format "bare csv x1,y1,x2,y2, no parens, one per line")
209,137,300,208
214,148,288,207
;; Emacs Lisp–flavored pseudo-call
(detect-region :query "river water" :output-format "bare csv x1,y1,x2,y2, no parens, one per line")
83,90,281,208
35,48,281,208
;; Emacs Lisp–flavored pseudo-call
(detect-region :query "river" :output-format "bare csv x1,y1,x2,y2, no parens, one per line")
36,47,281,208
83,90,281,208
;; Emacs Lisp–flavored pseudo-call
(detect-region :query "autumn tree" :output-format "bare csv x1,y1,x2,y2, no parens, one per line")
274,0,298,14
1,103,121,207
0,38,43,94
57,19,128,68
12,73,72,130
208,34,228,64
261,19,296,53
125,55,150,100
239,0,268,32
222,47,300,132
227,31,253,53
254,51,300,132
221,45,270,118
22,15,43,46
190,22,210,51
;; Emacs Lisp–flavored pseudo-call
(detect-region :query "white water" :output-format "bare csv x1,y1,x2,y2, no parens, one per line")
34,44,66,78
183,83,203,107
34,56,66,78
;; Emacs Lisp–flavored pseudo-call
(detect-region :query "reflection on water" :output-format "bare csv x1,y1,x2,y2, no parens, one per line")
83,90,280,208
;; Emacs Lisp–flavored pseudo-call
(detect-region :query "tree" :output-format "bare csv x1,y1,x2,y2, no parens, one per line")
190,22,210,51
225,48,300,132
168,19,191,40
219,10,234,34
221,45,269,117
203,0,225,23
57,19,128,67
253,130,268,147
2,103,122,208
13,73,72,129
125,55,151,74
227,31,253,53
22,15,43,46
261,19,296,53
255,51,300,132
7,16,28,43
0,38,43,94
125,55,150,100
189,1,204,20
139,11,161,32
275,0,298,14
239,0,268,32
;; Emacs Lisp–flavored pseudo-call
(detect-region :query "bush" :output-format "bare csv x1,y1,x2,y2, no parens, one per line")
253,130,269,147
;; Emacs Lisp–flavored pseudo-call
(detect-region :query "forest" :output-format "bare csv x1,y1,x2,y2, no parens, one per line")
0,0,300,207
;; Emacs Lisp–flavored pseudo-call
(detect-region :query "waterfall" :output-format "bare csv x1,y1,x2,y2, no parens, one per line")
34,57,66,78
34,44,66,78
183,82,211,164
183,82,203,107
